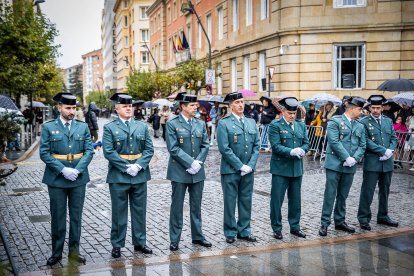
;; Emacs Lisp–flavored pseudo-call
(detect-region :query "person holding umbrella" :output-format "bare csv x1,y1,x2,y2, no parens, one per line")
357,95,398,231
259,96,277,152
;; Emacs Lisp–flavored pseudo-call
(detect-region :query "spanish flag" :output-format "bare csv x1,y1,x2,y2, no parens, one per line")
176,36,184,51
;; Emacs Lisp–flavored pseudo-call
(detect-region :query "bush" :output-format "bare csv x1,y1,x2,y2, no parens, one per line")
0,112,25,159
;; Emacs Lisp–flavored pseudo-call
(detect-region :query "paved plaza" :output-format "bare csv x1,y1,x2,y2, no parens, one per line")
0,119,413,274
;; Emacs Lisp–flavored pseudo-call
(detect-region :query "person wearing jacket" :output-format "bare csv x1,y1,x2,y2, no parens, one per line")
40,92,94,266
85,102,99,143
259,96,277,152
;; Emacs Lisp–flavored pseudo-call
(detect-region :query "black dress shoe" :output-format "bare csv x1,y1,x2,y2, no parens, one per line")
319,225,328,236
290,230,306,238
68,253,86,264
111,247,121,258
237,234,257,242
273,231,283,240
170,242,179,251
192,240,212,248
360,223,371,231
46,256,62,266
377,219,399,227
226,237,235,244
134,245,153,254
335,222,355,233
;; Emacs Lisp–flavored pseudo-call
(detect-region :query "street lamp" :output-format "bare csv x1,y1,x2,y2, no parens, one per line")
141,41,158,72
181,0,212,70
33,0,45,14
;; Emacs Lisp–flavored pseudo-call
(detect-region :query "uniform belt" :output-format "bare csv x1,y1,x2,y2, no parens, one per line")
52,153,84,161
119,153,142,160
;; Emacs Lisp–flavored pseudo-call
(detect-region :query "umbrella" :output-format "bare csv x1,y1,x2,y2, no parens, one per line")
239,89,256,97
167,92,178,99
132,100,145,106
153,98,173,107
197,100,212,112
303,93,342,105
207,95,223,103
391,92,414,107
0,95,19,111
383,99,401,113
25,101,46,108
377,78,414,92
142,101,158,108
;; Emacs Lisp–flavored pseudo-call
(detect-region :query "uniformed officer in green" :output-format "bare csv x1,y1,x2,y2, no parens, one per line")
268,97,309,240
358,95,398,230
166,92,211,251
319,97,366,236
40,92,94,266
103,93,154,258
217,92,260,244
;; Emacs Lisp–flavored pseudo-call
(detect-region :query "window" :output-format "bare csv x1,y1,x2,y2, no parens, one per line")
140,6,149,19
141,29,149,42
206,14,212,41
132,31,135,44
168,38,172,61
333,44,365,89
124,16,128,27
124,36,128,48
258,51,266,91
141,52,149,64
186,24,192,48
123,0,128,8
232,0,238,32
231,58,237,91
243,55,250,89
158,13,161,30
173,1,177,20
246,0,252,26
218,7,223,40
167,6,171,24
131,8,134,22
261,0,269,20
334,0,366,8
197,22,202,48
124,56,129,68
217,63,223,95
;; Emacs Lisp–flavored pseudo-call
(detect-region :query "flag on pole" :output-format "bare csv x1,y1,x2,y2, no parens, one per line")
182,32,189,49
172,39,177,54
177,36,183,51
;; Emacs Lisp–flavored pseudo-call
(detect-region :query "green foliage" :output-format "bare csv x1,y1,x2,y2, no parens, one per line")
0,1,62,104
127,70,157,101
0,111,25,155
85,91,111,109
175,59,207,88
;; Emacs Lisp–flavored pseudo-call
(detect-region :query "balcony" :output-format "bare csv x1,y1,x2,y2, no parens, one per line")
175,49,193,65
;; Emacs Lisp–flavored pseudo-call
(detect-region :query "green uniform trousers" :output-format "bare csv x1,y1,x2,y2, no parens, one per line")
109,182,147,248
169,181,205,243
270,175,302,232
221,173,254,238
321,169,355,226
357,171,392,224
48,185,86,258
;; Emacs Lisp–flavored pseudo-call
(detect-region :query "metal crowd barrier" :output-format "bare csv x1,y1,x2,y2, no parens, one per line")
393,131,414,166
306,126,325,161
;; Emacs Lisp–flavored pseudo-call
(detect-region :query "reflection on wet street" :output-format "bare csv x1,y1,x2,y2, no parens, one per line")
102,232,414,275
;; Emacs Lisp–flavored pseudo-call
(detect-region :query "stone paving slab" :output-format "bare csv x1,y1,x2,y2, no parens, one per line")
0,134,413,274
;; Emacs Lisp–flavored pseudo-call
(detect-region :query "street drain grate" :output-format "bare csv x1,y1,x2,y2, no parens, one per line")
28,215,50,223
254,189,270,197
12,187,45,193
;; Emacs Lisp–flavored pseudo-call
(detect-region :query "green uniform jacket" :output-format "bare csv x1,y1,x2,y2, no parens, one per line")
268,118,310,177
39,119,94,188
166,114,209,183
217,114,260,174
324,115,366,173
103,118,154,184
360,115,397,172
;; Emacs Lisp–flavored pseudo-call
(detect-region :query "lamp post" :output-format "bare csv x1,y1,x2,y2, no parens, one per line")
181,0,211,70
141,41,158,72
33,0,45,14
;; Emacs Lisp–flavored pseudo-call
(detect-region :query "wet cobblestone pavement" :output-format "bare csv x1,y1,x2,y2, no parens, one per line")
0,119,413,274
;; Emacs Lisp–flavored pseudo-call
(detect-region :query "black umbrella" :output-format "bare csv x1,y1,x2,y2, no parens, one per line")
132,100,145,106
377,78,414,92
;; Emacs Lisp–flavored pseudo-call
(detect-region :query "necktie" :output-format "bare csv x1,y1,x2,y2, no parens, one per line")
376,118,381,126
289,123,294,131
125,120,129,127
64,122,70,133
188,119,192,128
240,118,244,128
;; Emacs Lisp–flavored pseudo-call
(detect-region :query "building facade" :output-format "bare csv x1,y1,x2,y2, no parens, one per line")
148,0,414,100
102,0,118,92
81,49,103,102
63,64,83,92
113,0,153,91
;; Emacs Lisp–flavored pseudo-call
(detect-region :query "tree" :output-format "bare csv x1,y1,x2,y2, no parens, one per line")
85,91,111,109
127,70,157,101
175,59,207,91
69,66,83,99
0,0,62,105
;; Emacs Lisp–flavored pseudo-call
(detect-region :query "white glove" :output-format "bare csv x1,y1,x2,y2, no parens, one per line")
379,155,387,161
290,148,304,158
296,148,306,157
240,165,253,176
384,149,393,159
61,167,79,181
126,164,141,177
191,160,203,173
343,157,357,167
186,167,197,175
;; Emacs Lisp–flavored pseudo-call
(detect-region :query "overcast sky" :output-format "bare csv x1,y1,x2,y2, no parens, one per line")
41,0,104,69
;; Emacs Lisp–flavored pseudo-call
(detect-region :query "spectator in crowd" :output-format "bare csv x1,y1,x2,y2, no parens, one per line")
134,107,145,121
75,103,85,122
259,96,277,152
408,106,414,171
149,108,161,138
305,103,318,126
160,105,171,141
23,108,34,132
360,108,370,118
209,101,221,145
398,104,411,121
321,101,336,130
85,103,99,143
382,102,396,122
393,115,408,169
217,106,228,124
35,108,44,136
246,103,259,123
7,133,21,151
310,105,326,157
333,96,350,116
